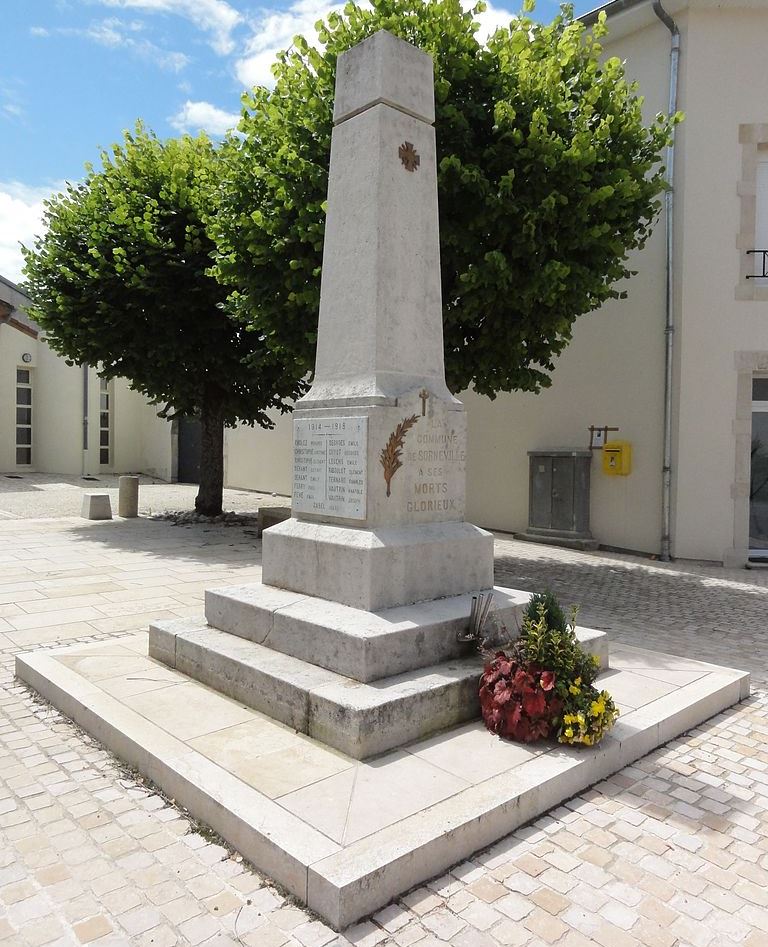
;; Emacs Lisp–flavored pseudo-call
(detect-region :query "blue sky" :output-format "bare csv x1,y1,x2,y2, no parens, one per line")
1,0,596,282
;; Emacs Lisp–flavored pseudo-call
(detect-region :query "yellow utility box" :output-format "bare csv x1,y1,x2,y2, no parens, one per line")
602,441,632,476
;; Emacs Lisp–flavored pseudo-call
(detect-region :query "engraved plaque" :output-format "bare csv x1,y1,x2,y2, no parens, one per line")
293,417,368,520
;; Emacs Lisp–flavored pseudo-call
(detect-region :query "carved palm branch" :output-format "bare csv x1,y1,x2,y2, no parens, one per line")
380,414,419,497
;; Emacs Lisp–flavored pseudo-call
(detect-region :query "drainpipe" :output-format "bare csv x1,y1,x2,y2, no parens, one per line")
654,0,680,562
82,364,89,476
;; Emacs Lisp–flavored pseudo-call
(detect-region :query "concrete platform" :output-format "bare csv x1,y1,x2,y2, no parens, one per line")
203,583,531,682
16,634,749,930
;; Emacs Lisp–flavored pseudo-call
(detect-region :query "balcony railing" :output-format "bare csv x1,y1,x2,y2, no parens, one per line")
746,249,768,279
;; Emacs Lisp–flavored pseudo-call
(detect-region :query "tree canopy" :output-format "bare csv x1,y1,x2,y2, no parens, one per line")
22,126,299,514
215,0,676,397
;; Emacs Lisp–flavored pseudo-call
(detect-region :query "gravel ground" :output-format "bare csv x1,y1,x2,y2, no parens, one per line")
0,472,289,520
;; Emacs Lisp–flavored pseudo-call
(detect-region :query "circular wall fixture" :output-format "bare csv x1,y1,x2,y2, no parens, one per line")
21,352,32,363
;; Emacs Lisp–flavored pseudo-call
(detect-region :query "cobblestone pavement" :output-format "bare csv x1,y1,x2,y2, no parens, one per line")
1,514,767,946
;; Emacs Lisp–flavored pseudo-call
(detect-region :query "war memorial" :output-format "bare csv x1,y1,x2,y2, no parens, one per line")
17,31,749,930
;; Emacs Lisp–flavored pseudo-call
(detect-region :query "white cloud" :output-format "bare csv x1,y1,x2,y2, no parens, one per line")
30,26,50,37
170,100,239,136
466,1,517,41
50,18,190,72
234,0,517,91
0,182,61,285
235,0,344,88
99,0,241,55
1,81,26,121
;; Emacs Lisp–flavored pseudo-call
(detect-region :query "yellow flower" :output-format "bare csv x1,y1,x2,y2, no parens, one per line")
583,734,593,746
569,684,581,695
577,713,585,724
564,727,574,739
575,677,582,686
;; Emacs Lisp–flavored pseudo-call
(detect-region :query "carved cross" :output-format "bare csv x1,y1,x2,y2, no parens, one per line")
398,141,420,172
419,388,429,416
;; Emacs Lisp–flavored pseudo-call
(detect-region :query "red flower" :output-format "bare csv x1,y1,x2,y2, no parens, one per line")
493,681,512,705
506,702,522,728
513,668,532,692
523,689,546,717
480,651,561,744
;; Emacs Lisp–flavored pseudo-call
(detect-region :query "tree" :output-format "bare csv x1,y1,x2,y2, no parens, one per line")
215,0,676,397
22,126,301,516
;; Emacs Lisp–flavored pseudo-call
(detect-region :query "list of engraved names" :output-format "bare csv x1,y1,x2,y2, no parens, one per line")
293,417,368,519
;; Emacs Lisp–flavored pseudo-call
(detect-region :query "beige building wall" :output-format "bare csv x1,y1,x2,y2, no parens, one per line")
33,345,86,475
137,399,174,481
109,380,173,481
225,414,293,497
669,1,768,562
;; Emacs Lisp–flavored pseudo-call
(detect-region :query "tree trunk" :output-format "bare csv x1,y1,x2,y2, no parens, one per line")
195,390,225,516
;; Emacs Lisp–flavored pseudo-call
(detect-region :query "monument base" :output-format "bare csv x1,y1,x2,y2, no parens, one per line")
17,635,749,929
203,583,533,682
262,518,494,611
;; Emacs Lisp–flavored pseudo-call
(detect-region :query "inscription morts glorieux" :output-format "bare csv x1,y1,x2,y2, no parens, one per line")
293,417,368,520
404,419,466,516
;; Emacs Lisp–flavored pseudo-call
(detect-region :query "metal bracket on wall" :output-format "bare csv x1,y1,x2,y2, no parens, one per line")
746,250,768,279
588,426,619,450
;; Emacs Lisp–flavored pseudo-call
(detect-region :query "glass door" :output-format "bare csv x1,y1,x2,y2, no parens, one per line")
750,378,768,560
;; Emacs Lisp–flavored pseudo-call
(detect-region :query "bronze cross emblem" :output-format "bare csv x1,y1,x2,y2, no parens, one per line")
419,389,429,416
398,142,420,172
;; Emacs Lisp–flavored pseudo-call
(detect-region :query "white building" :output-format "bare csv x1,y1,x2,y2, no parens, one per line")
0,274,174,481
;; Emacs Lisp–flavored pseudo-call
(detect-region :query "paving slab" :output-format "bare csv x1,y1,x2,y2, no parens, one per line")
1,512,766,946
16,636,749,929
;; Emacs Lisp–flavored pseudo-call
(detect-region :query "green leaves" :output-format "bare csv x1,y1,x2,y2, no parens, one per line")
21,124,306,433
213,0,674,398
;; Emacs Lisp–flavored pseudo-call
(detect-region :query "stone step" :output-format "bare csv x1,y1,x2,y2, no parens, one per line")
204,583,531,683
148,619,610,760
149,619,484,759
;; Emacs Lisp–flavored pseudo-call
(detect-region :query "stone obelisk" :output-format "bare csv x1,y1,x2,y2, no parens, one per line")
262,30,494,612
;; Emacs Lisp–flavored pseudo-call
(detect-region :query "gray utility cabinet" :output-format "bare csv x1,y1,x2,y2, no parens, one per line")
518,449,597,550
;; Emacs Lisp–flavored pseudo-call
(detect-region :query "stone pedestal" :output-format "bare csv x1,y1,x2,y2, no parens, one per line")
262,33,487,619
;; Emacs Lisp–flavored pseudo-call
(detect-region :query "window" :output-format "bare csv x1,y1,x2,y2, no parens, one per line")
753,157,768,281
15,369,32,465
99,377,111,466
737,128,768,299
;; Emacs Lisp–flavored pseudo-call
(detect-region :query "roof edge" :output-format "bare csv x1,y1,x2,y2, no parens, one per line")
580,0,651,26
0,273,30,299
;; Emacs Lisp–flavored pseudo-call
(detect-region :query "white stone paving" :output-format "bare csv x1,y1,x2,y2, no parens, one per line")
1,505,767,944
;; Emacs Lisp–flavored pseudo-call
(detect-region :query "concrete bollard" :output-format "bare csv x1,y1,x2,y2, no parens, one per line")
81,493,112,520
118,476,139,518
